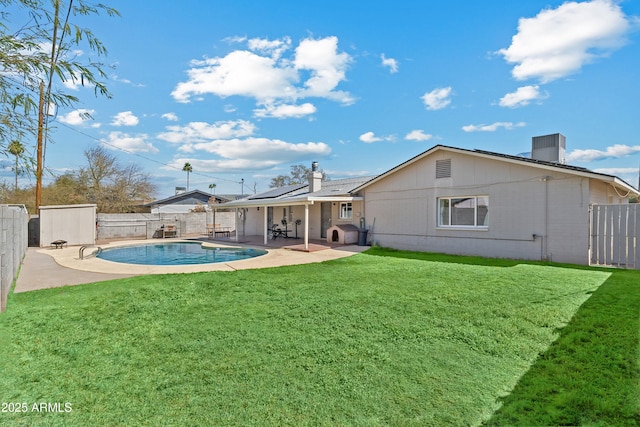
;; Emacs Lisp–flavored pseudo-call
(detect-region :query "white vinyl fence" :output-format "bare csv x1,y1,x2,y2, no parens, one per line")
590,204,639,269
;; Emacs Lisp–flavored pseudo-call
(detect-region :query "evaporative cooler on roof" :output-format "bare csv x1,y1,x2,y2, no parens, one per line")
531,133,566,164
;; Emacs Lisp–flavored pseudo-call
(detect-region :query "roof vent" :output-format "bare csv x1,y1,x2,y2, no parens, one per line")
436,159,452,178
532,133,566,164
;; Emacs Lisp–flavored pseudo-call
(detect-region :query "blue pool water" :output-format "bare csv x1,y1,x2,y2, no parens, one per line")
97,242,267,266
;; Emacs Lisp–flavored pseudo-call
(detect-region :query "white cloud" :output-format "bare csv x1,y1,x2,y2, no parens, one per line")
358,132,396,143
422,87,452,110
498,0,632,82
567,144,640,162
157,118,329,171
499,85,547,108
101,131,158,153
188,137,330,161
224,35,247,44
168,157,281,173
111,111,139,127
61,78,81,91
172,36,354,109
381,54,399,73
58,109,95,126
405,130,433,141
253,102,317,119
164,137,331,173
294,36,354,103
462,122,526,132
110,74,145,87
172,49,297,103
247,36,291,59
161,112,179,121
157,120,256,144
359,131,382,143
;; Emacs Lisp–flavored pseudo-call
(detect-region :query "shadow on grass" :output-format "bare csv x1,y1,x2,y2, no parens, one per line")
364,246,558,268
364,246,640,426
483,268,640,426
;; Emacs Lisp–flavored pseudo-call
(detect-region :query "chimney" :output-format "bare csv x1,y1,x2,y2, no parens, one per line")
531,133,566,164
309,161,322,192
175,186,186,195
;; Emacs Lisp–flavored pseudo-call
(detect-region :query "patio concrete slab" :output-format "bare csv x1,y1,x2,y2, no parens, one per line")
14,238,369,293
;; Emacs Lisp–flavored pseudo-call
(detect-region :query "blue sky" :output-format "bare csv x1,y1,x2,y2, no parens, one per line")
3,0,640,197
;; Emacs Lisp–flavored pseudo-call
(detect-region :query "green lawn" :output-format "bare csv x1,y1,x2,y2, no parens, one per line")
0,248,637,426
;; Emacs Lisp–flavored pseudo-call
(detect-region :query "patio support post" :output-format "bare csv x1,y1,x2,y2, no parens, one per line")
263,205,268,245
304,204,309,250
234,208,239,242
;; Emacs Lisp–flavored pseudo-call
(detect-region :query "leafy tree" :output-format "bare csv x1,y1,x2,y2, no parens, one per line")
208,182,216,194
182,162,192,190
43,172,84,205
270,164,329,188
0,0,119,141
0,0,119,208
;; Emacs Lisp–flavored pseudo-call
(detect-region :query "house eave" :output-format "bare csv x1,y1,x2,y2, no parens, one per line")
215,195,363,209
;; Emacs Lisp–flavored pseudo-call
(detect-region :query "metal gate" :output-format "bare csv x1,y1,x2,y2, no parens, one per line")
590,204,639,269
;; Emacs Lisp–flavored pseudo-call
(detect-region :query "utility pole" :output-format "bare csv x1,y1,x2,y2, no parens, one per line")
35,81,45,211
35,0,60,212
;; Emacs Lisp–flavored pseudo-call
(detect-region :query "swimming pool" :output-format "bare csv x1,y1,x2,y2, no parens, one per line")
97,242,267,266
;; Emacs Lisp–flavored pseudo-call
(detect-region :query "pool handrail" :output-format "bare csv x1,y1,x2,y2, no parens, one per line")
79,245,102,260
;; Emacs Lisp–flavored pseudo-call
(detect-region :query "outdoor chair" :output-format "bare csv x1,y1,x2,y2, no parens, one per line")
271,223,284,240
163,224,177,238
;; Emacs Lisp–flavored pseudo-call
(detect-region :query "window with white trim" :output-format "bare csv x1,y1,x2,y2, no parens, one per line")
339,202,353,219
438,196,489,228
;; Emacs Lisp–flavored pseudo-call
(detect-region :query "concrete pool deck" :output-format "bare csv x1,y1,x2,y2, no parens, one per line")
14,238,369,293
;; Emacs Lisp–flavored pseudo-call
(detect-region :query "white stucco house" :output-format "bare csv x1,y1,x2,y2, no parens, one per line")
217,134,639,265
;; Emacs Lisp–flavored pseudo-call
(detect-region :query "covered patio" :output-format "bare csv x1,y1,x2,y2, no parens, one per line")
209,167,372,251
201,213,360,253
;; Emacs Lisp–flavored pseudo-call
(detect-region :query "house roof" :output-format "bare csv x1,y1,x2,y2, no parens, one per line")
217,176,375,209
145,189,237,207
353,144,640,196
247,183,307,200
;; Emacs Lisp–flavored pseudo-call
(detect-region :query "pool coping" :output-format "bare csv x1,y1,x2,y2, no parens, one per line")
93,240,269,269
31,238,369,275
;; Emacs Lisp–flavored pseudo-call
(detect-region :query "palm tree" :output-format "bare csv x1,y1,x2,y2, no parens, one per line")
8,140,24,191
182,162,193,190
208,182,216,195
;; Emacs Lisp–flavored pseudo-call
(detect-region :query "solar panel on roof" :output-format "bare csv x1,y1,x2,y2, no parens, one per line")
248,183,307,200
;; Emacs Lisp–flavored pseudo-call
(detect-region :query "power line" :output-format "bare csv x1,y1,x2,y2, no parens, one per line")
3,73,246,187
